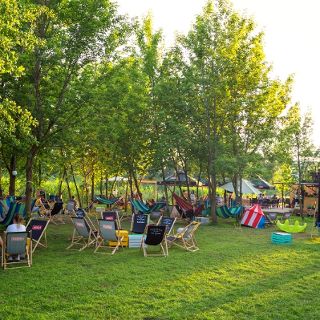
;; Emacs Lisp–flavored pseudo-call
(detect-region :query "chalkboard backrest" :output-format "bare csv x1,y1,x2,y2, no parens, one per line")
131,214,148,234
145,225,166,245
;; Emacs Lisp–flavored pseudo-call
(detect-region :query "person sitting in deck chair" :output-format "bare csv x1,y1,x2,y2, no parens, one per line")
34,193,51,217
0,214,30,261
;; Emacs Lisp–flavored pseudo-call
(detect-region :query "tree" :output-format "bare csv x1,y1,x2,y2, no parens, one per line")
3,0,125,215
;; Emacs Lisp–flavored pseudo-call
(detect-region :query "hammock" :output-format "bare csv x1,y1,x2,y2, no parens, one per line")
131,199,166,214
0,202,17,226
95,196,120,206
216,205,243,219
172,193,203,215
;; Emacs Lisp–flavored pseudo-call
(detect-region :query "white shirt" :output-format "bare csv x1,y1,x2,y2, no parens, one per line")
6,223,26,233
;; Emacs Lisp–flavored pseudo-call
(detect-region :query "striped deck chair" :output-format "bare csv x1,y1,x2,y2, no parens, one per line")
167,221,201,252
1,231,32,270
67,217,98,251
94,220,123,254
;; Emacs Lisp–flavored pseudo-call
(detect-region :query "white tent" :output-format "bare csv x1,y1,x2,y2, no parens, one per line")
220,179,260,195
108,176,128,182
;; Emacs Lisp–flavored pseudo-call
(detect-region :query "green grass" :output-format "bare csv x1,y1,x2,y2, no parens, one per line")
1,217,320,320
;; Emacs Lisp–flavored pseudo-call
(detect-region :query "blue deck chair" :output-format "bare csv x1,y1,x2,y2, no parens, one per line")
131,213,149,234
94,220,123,254
157,216,176,236
1,231,32,270
26,218,50,253
67,217,98,251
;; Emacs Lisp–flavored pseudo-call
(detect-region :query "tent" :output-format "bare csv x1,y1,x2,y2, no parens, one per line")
157,171,201,187
241,204,266,228
220,179,260,195
250,177,275,190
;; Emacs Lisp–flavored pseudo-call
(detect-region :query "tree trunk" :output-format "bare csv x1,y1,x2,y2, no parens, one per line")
132,168,142,200
172,158,183,196
196,166,202,199
25,147,37,218
65,173,72,199
99,170,103,195
296,137,304,219
8,154,17,196
124,178,129,213
91,170,95,201
161,163,169,210
0,167,3,197
57,167,66,197
105,174,108,198
71,164,82,207
109,176,118,198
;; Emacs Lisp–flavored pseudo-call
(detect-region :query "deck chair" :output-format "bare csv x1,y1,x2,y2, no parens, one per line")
131,213,149,234
67,217,98,251
167,221,201,252
94,220,123,254
282,212,292,221
1,231,32,270
141,225,168,257
265,212,278,225
157,216,176,236
26,218,49,253
65,200,77,215
101,211,121,230
48,201,65,224
74,208,97,233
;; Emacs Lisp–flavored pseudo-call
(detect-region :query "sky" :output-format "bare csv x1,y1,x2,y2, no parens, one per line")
117,0,320,145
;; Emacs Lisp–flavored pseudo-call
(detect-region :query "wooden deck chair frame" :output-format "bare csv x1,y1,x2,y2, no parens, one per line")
94,220,123,255
1,231,32,270
157,216,177,236
167,221,201,252
26,218,50,253
141,225,168,257
67,217,97,251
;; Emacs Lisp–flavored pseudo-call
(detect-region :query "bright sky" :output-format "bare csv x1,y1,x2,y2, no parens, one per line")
117,0,320,146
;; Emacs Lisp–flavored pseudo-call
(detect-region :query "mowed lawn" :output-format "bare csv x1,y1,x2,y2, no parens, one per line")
1,216,320,320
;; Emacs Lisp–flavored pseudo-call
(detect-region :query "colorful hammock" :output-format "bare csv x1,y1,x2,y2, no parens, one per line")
95,196,120,206
131,199,166,214
172,193,203,215
216,205,243,219
0,202,17,226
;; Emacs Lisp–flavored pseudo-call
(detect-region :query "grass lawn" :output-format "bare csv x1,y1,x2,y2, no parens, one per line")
1,216,320,320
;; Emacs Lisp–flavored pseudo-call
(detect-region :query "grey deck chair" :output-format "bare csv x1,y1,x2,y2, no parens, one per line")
167,221,201,252
1,231,32,270
67,217,98,251
94,220,123,254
